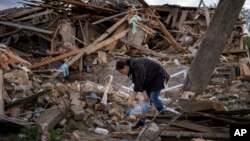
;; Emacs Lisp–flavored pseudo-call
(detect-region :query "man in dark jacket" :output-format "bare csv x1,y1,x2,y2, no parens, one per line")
116,57,170,114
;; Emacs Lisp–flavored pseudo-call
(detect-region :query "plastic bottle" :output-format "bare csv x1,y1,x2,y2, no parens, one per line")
94,127,109,135
126,103,151,115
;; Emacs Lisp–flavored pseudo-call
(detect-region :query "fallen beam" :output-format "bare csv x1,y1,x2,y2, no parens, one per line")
0,114,32,133
112,130,229,140
14,9,54,22
0,21,53,34
31,15,128,69
92,11,127,25
61,0,117,13
137,0,186,53
9,7,43,19
120,39,170,59
157,119,215,133
5,89,52,109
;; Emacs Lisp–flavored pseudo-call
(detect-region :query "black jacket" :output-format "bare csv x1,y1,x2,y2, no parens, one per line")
127,57,169,93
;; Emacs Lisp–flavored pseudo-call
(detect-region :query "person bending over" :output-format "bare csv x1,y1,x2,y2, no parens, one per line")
116,57,170,114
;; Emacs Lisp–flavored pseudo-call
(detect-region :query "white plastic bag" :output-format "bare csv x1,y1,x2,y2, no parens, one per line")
126,103,151,115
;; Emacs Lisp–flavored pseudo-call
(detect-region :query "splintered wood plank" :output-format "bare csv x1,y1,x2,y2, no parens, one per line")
240,36,244,49
14,9,54,22
161,131,229,140
157,119,218,133
31,15,127,69
84,20,90,44
157,20,187,53
9,7,43,19
0,21,53,34
170,8,179,28
178,99,225,113
138,0,186,52
92,11,127,25
98,51,107,64
91,15,127,45
203,6,211,26
106,23,127,52
5,89,52,109
120,39,170,59
171,120,214,133
61,0,117,13
112,130,229,140
178,10,189,30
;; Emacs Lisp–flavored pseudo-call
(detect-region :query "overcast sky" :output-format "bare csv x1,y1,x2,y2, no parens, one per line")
0,0,250,10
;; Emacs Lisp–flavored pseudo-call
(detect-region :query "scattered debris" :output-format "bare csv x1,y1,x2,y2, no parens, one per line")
0,0,249,140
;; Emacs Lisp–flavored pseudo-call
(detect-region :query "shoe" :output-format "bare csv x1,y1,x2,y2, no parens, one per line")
132,118,145,129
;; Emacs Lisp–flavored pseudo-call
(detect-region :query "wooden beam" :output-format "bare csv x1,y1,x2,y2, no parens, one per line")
203,5,211,26
161,131,229,140
112,130,229,140
33,32,52,42
31,29,129,69
120,39,170,59
71,14,90,20
92,11,127,25
0,21,53,34
157,19,187,52
137,0,186,52
170,8,179,28
0,30,20,38
14,9,54,22
172,121,214,133
84,20,90,44
91,15,127,45
178,10,189,30
31,15,127,69
91,15,119,23
106,23,127,52
5,89,52,109
178,99,225,113
9,7,43,19
61,0,117,13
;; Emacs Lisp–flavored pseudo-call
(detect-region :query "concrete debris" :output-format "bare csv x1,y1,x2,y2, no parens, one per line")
0,0,249,141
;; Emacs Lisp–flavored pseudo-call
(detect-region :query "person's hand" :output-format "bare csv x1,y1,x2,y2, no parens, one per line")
142,91,150,102
128,100,135,108
128,91,137,108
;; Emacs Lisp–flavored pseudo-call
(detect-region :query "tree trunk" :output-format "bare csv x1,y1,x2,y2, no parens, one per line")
183,0,245,93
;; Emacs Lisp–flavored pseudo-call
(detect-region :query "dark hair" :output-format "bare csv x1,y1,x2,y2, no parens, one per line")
116,60,127,70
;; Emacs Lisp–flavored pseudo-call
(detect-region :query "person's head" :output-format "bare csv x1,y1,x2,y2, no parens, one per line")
116,60,129,75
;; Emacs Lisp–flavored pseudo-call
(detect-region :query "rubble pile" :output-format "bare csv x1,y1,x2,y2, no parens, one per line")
0,0,250,141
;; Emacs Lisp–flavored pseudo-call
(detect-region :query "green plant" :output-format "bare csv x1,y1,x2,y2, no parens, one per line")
224,102,233,111
64,121,82,132
19,125,39,141
50,130,59,141
243,36,250,48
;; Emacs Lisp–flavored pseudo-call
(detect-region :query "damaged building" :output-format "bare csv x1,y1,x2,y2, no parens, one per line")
0,0,250,141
